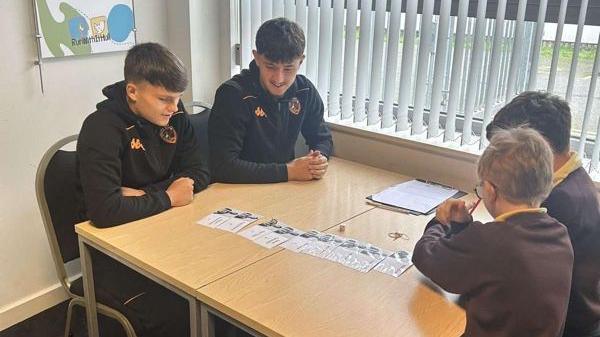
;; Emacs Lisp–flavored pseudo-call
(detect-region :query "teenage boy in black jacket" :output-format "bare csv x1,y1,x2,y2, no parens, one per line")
78,43,209,227
77,42,209,337
209,18,333,183
486,92,600,337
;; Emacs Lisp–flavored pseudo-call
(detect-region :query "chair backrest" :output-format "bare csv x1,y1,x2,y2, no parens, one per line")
35,135,87,291
189,108,211,163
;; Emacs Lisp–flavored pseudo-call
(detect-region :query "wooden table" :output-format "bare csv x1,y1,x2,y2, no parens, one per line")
196,203,484,337
75,158,408,337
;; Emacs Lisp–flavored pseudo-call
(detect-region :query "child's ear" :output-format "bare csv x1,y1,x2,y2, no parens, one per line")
126,82,138,102
484,181,498,203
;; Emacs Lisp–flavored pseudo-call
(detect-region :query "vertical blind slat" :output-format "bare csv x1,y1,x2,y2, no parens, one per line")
251,0,262,49
547,0,568,93
461,0,488,145
411,0,435,135
588,36,600,171
367,0,387,126
273,0,284,18
396,0,418,132
306,0,319,82
578,35,600,157
296,0,308,74
261,0,272,21
480,0,508,149
284,0,296,20
528,0,548,91
317,0,333,102
428,0,451,138
381,0,402,128
354,0,374,123
328,0,344,117
497,21,510,100
341,0,358,120
444,0,469,142
565,0,589,102
241,0,252,68
505,0,526,102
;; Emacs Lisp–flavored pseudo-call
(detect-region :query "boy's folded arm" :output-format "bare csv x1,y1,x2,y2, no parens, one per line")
412,220,490,294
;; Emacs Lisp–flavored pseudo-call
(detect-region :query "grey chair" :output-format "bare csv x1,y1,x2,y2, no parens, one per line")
188,104,211,161
35,135,138,337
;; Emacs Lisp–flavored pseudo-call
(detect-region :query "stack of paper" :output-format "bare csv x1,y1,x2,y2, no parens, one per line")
370,180,458,214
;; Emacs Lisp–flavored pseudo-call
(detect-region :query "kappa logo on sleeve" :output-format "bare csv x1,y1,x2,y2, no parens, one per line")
130,138,145,151
254,106,267,118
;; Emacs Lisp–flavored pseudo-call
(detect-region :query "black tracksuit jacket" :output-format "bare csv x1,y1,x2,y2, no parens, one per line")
77,81,210,228
209,61,333,183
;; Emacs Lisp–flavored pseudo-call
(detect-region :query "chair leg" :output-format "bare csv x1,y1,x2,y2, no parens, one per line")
64,299,76,337
68,298,138,337
96,302,138,337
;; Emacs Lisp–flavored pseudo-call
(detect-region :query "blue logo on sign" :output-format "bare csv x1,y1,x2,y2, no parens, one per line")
107,4,134,42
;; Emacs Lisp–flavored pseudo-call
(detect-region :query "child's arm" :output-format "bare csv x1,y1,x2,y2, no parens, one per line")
412,218,491,294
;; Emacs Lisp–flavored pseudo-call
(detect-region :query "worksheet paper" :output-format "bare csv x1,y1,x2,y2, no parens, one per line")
197,208,260,233
325,239,391,273
373,250,413,277
371,180,458,214
299,232,347,258
238,219,292,249
280,229,319,252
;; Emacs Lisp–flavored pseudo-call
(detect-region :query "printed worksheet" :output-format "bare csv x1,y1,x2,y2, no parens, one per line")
373,250,413,277
326,240,391,273
299,232,347,258
280,229,316,252
197,208,260,232
238,219,291,249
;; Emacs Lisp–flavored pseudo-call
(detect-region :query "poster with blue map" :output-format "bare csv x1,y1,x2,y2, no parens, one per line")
34,0,136,58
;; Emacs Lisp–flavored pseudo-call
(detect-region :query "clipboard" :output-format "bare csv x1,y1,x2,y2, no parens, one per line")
367,179,467,215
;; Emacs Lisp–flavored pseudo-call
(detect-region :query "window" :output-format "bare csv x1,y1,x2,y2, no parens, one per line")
233,0,600,181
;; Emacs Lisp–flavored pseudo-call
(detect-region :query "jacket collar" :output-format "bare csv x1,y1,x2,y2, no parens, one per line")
494,208,547,222
553,152,583,187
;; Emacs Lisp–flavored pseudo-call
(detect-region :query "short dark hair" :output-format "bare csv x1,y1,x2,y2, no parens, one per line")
255,18,305,63
485,91,571,153
124,42,188,93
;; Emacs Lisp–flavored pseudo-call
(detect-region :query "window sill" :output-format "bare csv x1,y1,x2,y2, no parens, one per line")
325,114,481,163
325,115,600,190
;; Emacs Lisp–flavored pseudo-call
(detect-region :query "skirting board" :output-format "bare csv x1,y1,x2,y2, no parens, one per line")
0,283,68,331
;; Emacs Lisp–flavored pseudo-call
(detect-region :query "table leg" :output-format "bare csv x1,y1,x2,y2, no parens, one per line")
78,237,99,337
200,302,214,337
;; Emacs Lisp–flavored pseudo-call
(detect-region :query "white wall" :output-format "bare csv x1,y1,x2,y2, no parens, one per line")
0,0,229,329
0,0,173,330
160,0,232,108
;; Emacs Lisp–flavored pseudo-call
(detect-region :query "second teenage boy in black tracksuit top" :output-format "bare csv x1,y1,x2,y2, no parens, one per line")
209,18,333,184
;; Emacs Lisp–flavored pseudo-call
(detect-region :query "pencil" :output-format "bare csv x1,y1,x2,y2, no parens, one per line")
469,198,482,215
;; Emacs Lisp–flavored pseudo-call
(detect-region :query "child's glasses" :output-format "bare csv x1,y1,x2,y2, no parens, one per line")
474,181,484,199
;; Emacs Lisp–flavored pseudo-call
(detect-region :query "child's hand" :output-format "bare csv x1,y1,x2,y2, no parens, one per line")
435,199,473,225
